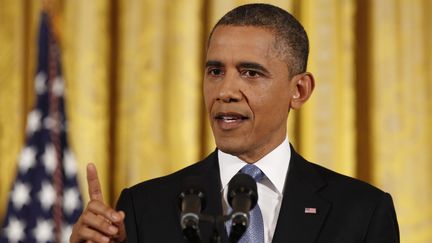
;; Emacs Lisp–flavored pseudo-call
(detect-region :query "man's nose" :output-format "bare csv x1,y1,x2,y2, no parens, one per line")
216,73,242,103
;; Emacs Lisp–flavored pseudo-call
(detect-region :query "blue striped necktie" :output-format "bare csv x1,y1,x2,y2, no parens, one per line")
235,164,265,243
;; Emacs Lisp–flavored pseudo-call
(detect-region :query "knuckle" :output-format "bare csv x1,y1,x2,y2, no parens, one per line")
87,200,98,208
87,200,103,213
81,212,92,224
84,229,105,243
81,216,93,226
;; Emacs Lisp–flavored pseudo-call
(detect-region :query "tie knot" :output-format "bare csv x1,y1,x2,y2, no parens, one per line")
240,164,264,182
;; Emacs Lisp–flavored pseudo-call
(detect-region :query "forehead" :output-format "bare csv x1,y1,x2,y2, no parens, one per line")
206,26,279,62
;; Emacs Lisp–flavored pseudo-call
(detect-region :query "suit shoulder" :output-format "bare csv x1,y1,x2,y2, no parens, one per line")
116,151,218,222
304,161,399,241
308,161,387,201
126,151,217,195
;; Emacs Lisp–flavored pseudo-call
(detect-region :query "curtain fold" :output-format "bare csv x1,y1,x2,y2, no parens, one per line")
114,0,204,200
115,0,168,204
0,0,26,221
370,1,432,241
63,0,112,203
1,0,431,241
299,0,356,176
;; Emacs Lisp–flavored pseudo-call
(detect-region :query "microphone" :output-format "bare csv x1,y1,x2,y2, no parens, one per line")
178,177,206,243
227,173,258,243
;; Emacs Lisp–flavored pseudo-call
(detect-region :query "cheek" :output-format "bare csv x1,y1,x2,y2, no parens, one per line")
203,82,215,111
247,86,282,110
249,88,291,119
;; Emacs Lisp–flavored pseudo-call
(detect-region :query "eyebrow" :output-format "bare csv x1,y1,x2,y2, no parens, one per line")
237,62,270,75
205,60,271,76
205,60,224,68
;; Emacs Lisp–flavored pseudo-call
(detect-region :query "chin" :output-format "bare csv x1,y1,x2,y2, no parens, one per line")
215,140,246,156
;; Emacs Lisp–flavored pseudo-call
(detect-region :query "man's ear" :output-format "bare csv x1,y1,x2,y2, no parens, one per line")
290,72,315,110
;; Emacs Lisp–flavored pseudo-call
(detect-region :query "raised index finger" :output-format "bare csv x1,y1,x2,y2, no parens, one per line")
86,163,104,202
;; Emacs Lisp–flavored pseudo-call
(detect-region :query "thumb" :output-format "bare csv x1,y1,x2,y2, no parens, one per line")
86,163,104,202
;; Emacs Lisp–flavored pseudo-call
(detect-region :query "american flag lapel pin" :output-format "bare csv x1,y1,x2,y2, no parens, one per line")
305,207,317,214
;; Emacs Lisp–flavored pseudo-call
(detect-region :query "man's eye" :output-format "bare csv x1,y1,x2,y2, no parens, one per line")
208,68,224,76
242,70,261,78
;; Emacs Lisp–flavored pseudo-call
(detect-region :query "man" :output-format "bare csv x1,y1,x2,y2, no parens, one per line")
71,3,399,243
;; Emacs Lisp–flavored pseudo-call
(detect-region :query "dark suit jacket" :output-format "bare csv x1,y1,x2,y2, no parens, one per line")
116,147,399,242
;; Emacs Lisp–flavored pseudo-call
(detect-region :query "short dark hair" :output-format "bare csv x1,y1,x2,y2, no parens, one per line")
209,3,309,76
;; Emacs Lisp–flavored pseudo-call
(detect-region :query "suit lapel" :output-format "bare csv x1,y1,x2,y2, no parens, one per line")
272,147,331,243
199,151,228,243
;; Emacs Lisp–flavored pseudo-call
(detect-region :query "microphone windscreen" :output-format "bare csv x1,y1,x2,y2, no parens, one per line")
227,173,258,209
178,176,206,210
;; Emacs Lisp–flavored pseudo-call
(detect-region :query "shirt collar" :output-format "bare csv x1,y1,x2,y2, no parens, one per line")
218,137,291,195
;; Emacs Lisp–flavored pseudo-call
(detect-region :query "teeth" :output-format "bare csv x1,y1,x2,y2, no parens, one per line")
215,114,247,123
221,116,241,123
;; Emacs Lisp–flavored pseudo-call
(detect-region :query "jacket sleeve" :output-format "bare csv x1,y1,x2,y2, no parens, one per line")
365,193,400,242
116,188,139,243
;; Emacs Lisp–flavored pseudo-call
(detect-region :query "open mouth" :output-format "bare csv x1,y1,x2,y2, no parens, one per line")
214,113,249,123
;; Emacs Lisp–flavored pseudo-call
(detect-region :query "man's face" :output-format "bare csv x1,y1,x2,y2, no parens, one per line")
204,26,297,163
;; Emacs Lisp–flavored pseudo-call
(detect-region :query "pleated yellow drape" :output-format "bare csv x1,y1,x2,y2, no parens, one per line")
0,0,41,222
1,1,432,242
299,0,356,176
370,1,432,241
0,0,26,221
114,0,204,200
62,0,112,203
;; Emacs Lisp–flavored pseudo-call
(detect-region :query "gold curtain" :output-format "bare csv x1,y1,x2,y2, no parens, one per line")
0,0,41,228
0,0,431,242
0,0,26,226
368,1,432,241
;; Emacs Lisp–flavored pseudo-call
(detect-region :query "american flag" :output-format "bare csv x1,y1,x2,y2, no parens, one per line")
304,207,317,214
0,11,83,243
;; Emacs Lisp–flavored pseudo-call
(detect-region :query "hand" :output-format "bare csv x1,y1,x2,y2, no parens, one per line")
70,163,126,243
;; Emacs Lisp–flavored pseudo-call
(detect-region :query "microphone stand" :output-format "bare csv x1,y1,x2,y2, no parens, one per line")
194,214,233,243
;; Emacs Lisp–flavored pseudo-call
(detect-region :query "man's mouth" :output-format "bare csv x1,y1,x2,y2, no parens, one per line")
215,113,248,122
214,112,249,130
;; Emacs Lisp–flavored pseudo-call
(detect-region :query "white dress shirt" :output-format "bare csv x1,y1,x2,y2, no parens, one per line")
218,137,291,243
